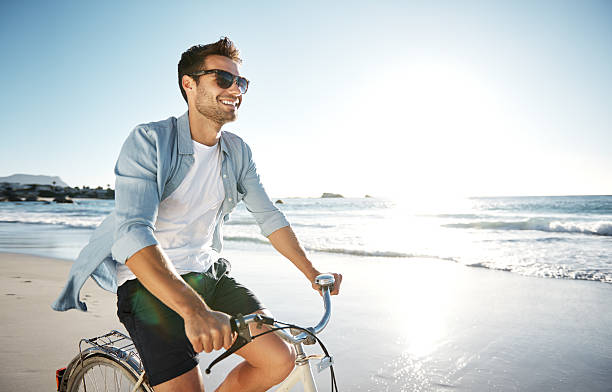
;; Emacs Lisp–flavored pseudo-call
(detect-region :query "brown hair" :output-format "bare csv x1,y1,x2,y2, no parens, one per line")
177,37,242,102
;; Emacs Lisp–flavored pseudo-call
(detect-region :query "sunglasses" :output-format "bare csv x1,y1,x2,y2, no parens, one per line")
189,69,249,94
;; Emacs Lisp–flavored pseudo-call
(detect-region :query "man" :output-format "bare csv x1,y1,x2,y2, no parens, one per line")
53,37,342,391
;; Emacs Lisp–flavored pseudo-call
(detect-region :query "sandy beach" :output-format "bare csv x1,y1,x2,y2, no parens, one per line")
0,253,119,391
1,248,612,391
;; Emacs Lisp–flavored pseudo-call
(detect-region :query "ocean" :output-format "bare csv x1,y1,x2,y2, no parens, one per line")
0,195,610,284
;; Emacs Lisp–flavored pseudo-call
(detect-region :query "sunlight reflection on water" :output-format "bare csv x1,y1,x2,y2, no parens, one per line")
366,258,461,391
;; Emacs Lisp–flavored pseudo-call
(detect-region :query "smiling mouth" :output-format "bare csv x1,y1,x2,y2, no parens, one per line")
219,98,238,109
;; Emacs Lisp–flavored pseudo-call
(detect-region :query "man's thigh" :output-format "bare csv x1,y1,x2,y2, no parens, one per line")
152,366,205,392
205,273,264,317
196,269,291,369
117,279,199,387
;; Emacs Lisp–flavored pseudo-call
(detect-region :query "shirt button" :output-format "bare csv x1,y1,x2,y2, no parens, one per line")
228,197,233,202
223,174,227,178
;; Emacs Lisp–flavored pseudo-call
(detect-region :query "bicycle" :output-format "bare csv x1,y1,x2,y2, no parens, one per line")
56,273,338,392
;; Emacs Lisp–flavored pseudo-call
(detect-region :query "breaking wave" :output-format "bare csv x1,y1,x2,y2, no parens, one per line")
466,261,612,284
443,218,612,236
0,216,101,229
223,235,453,260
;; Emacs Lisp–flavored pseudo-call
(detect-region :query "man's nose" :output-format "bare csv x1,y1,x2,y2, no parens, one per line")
227,79,242,95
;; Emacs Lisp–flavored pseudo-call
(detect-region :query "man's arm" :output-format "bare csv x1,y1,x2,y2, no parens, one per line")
235,140,342,293
267,226,342,295
125,245,233,353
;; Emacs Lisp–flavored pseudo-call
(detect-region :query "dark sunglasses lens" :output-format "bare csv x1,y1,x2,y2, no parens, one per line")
236,78,248,93
215,71,234,89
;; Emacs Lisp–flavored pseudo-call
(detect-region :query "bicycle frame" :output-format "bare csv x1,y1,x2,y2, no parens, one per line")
275,343,325,392
275,361,317,391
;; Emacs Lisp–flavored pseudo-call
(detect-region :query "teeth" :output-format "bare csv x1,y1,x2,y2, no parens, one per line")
220,100,236,105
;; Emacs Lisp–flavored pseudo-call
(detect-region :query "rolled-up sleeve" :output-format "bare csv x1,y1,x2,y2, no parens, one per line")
240,143,289,237
111,126,161,263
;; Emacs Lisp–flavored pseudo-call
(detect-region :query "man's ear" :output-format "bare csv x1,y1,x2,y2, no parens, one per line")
182,74,195,95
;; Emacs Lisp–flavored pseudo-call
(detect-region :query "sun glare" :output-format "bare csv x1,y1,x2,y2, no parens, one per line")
329,61,522,199
378,258,458,358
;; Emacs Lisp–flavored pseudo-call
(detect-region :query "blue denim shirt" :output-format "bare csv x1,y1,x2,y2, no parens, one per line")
52,112,289,311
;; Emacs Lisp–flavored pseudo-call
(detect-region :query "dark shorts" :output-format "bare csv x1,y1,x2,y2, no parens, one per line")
116,258,263,386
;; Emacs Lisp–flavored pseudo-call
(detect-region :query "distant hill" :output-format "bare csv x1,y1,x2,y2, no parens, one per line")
0,174,69,187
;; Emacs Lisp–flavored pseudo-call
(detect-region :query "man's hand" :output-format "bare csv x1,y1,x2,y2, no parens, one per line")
184,309,234,353
125,246,235,354
312,272,343,296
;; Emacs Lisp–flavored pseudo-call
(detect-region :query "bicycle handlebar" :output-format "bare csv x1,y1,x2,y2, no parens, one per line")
206,274,335,375
230,273,335,346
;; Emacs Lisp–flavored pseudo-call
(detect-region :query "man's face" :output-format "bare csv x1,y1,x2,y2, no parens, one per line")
191,55,243,125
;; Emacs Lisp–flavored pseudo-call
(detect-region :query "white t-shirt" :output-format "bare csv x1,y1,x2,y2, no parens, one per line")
116,140,225,286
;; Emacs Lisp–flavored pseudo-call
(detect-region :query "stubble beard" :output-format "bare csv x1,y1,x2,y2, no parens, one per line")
194,86,236,126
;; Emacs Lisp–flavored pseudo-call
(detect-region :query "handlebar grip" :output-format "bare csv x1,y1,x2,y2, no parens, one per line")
315,273,335,291
229,313,275,343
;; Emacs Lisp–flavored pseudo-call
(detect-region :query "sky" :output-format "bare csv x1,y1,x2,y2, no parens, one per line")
1,1,611,199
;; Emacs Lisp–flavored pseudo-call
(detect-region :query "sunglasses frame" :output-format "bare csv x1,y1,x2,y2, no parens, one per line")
189,69,249,94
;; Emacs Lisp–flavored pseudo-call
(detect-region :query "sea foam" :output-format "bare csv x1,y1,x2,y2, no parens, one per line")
443,218,612,236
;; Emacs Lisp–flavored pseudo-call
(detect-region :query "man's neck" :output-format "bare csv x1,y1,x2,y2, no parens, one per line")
188,110,222,146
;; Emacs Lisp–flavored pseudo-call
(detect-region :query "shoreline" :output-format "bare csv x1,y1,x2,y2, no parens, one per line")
2,250,612,390
2,219,611,288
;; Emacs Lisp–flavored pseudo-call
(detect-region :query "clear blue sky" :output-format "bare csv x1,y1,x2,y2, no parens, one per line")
1,1,611,199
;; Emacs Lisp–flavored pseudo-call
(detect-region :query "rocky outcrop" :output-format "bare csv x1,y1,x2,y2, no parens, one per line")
1,181,114,202
53,195,74,204
0,174,69,187
321,193,344,198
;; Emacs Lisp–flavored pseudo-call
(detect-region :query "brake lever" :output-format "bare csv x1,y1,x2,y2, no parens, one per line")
205,313,274,375
205,314,250,374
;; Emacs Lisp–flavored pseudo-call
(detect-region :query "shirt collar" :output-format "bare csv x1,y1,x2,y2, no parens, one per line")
219,131,230,156
177,111,193,155
178,111,230,156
